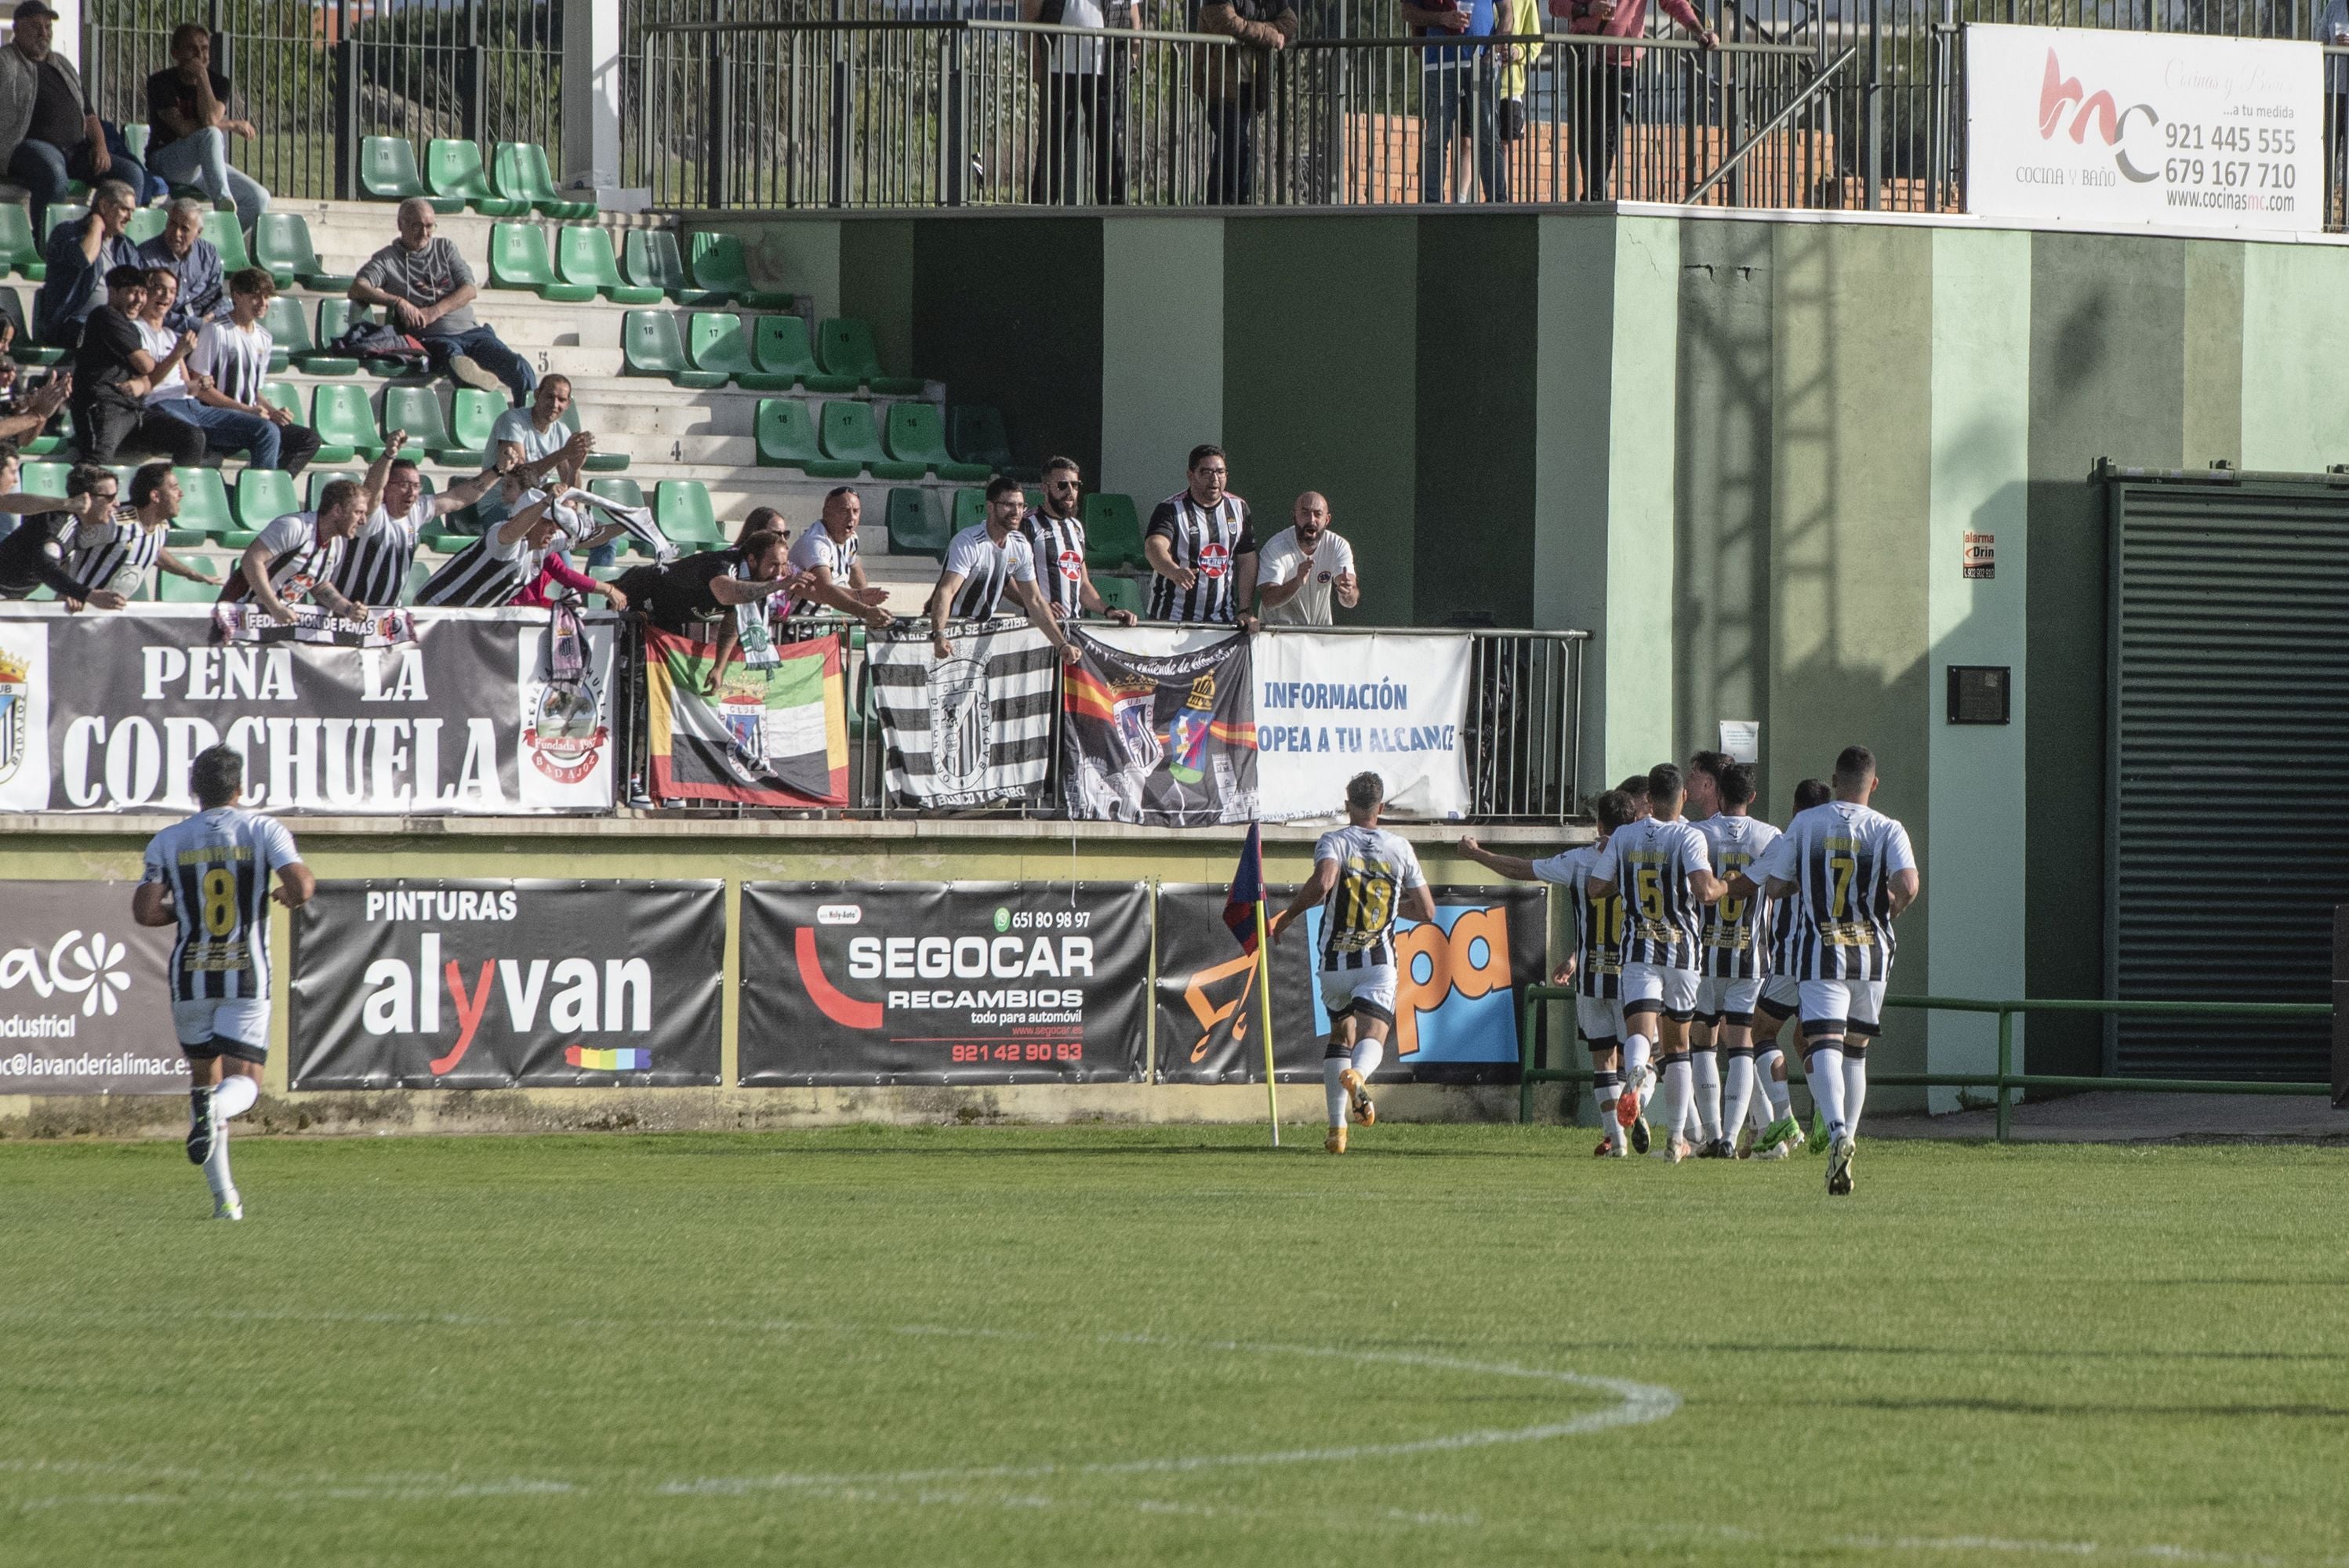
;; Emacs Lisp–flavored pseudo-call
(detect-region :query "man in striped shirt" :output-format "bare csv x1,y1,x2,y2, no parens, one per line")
1692,762,1780,1159
224,473,376,623
926,474,1082,664
64,460,218,604
1727,775,1831,1159
0,459,129,604
183,267,321,474
412,485,574,609
1590,762,1724,1163
332,431,506,608
131,743,314,1221
785,486,891,629
1019,456,1135,626
1746,746,1919,1196
1144,444,1260,626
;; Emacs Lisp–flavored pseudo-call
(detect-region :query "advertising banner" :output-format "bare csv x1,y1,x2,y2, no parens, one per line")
0,606,616,815
870,621,1058,809
0,881,186,1094
288,880,724,1089
643,626,848,808
1966,24,2322,234
1062,630,1258,826
738,881,1149,1085
1153,882,1545,1085
1253,633,1472,821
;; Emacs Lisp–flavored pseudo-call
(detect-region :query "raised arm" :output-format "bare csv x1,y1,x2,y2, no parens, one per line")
1455,835,1543,882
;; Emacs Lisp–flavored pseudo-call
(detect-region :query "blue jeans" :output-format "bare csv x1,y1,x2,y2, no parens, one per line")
422,325,537,404
7,138,149,235
146,128,271,230
1420,59,1506,204
154,400,321,473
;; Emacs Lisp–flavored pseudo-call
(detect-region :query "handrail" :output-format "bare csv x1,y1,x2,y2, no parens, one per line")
1686,44,1855,204
637,19,1822,54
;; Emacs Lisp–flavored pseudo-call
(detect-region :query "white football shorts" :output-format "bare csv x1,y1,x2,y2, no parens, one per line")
1575,994,1625,1045
1319,964,1399,1025
1618,962,1699,1019
172,998,271,1062
1797,978,1887,1040
1695,976,1763,1022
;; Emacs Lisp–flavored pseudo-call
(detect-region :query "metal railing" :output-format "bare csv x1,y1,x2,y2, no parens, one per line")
1517,987,2339,1142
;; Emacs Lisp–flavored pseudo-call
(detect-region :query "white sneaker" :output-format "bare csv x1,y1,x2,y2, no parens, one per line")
1752,1144,1792,1161
447,354,506,397
212,1191,244,1221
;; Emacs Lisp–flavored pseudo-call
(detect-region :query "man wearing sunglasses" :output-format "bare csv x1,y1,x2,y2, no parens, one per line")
1018,456,1138,626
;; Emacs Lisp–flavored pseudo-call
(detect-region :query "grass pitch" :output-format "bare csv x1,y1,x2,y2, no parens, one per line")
2,1125,2344,1566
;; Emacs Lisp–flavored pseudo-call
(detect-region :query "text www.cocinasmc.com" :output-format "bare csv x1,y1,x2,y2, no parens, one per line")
2167,189,2296,212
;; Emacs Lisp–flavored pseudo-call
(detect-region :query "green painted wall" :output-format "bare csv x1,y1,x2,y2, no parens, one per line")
909,219,1105,479
1099,217,1225,502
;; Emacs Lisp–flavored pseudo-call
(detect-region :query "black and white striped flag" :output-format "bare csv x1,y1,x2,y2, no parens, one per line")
870,620,1059,808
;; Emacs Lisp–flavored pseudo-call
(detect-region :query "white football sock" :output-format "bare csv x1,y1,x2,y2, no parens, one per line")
1321,1058,1347,1128
1351,1038,1385,1082
1721,1053,1755,1142
1661,1058,1692,1147
1621,1036,1652,1109
1692,1050,1722,1142
201,1113,234,1203
1757,1050,1793,1120
1843,1052,1869,1139
215,1074,259,1120
1595,1071,1623,1150
1806,1044,1847,1140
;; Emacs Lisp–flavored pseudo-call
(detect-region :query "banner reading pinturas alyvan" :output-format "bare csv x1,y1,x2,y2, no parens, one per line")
1253,632,1471,821
738,881,1148,1085
288,880,724,1089
0,881,187,1094
1153,882,1545,1086
0,606,617,815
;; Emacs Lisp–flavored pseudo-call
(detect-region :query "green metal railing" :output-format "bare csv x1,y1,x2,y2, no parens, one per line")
1518,987,2336,1143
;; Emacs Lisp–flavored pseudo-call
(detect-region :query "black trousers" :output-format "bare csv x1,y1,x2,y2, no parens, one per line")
1573,57,1636,201
1031,71,1128,205
75,393,207,466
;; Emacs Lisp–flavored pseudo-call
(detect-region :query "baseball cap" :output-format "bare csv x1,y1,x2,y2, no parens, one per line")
12,2,61,20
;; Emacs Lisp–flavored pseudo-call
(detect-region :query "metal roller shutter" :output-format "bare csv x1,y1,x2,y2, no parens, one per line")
2105,468,2349,1080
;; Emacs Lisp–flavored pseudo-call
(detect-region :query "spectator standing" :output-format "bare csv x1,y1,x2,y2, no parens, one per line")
350,198,537,404
1144,442,1259,625
333,434,506,608
0,2,147,237
1022,0,1137,205
928,474,1084,661
223,475,373,622
617,525,804,641
32,176,139,350
1020,456,1137,624
1554,0,1715,201
143,24,270,230
785,485,893,629
1403,0,1506,203
0,459,126,603
72,263,205,466
1253,491,1359,626
1194,0,1297,204
64,459,217,603
184,267,320,474
136,198,231,332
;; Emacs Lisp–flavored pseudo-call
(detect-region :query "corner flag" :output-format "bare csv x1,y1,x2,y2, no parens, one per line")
1224,822,1265,953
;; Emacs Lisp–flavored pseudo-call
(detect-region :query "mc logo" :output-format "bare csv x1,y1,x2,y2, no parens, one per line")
2037,49,2158,182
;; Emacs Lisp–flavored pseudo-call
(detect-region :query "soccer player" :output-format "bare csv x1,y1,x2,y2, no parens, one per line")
1747,746,1919,1196
1735,776,1832,1156
1590,763,1724,1163
1270,771,1436,1154
1459,788,1636,1155
130,745,313,1221
1694,764,1780,1159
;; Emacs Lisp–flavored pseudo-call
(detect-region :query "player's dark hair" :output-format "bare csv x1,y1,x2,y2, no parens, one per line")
822,485,859,506
1646,763,1685,804
227,265,275,298
317,478,361,517
985,474,1024,503
129,460,173,508
1719,764,1756,809
1043,456,1080,478
143,266,176,292
388,457,422,476
191,744,243,808
1794,777,1832,813
1187,443,1225,472
1615,774,1650,801
1345,771,1385,811
67,462,116,499
742,506,786,538
1835,746,1877,786
104,263,147,291
1594,789,1635,833
738,528,786,559
1687,749,1731,782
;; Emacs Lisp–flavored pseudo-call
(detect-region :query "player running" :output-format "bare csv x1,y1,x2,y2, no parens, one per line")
1590,764,1724,1164
131,745,313,1220
1746,746,1919,1196
1459,788,1636,1155
1271,771,1436,1154
1693,764,1779,1160
1737,777,1832,1157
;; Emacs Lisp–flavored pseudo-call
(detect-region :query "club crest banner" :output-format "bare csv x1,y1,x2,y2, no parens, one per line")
869,621,1058,808
643,626,848,808
1062,630,1258,826
1252,633,1472,821
0,881,185,1094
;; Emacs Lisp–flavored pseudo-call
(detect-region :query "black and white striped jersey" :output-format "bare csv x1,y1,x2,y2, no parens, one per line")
1312,825,1427,972
1019,509,1087,617
190,318,273,408
1751,800,1917,981
222,512,345,607
140,806,303,1002
334,496,434,607
64,504,164,597
414,523,529,608
786,525,859,619
1694,814,1782,980
1144,491,1256,623
1592,816,1715,971
1532,843,1622,1000
941,524,1036,621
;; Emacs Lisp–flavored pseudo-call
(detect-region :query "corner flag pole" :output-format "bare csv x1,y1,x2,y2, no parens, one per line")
1254,898,1280,1147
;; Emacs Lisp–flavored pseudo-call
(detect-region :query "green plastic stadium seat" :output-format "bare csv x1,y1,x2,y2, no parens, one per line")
170,467,235,535
19,459,66,497
556,225,661,304
492,140,595,220
296,299,362,376
1092,573,1145,617
401,559,432,600
125,207,165,245
887,402,990,481
39,202,85,245
654,480,724,548
447,387,504,459
307,470,360,510
623,229,725,307
819,318,924,396
754,397,859,477
235,468,300,532
489,222,594,302
819,401,924,481
750,314,857,394
686,231,791,310
1,285,57,361
623,310,725,389
951,488,986,535
885,486,953,561
687,311,756,380
260,379,307,422
948,405,1017,473
588,477,645,518
0,204,38,276
1082,492,1146,569
360,136,463,212
381,383,456,451
199,209,251,272
427,139,529,216
252,212,353,291
555,405,628,472
159,569,220,603
256,294,308,373
311,384,384,458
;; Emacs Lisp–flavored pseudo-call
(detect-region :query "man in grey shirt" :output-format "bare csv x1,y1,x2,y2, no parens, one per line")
348,198,537,404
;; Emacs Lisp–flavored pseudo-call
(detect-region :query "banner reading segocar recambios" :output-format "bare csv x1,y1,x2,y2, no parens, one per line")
288,880,724,1089
738,882,1149,1085
1153,883,1545,1085
0,881,187,1094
